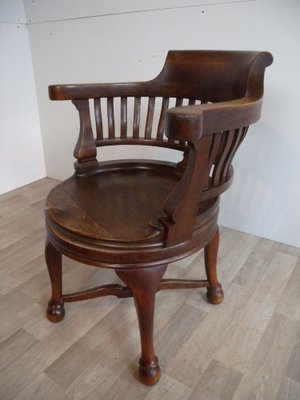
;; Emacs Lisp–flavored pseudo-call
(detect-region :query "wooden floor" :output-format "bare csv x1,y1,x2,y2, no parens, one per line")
0,178,299,400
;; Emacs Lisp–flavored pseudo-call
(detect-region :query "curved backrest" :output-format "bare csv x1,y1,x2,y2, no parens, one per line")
49,50,272,154
154,50,267,101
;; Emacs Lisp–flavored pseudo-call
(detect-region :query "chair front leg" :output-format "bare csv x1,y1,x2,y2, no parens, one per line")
204,228,224,304
45,239,65,322
116,265,167,386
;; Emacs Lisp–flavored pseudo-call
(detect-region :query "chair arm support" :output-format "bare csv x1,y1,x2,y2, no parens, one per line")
161,97,262,246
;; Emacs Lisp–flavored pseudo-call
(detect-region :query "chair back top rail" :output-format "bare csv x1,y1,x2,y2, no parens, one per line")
49,50,273,101
48,50,272,153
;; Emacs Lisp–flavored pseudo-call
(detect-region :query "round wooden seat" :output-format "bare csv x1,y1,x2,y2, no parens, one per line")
46,161,179,244
45,160,220,268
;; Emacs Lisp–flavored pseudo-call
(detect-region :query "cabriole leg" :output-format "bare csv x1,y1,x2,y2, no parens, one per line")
116,265,167,386
204,228,224,304
45,239,65,322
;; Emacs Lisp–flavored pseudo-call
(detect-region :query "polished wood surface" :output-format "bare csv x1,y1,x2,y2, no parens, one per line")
45,50,273,384
0,179,299,399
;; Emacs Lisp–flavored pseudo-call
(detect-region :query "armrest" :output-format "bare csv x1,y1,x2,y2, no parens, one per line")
165,96,262,141
49,81,153,100
161,96,262,246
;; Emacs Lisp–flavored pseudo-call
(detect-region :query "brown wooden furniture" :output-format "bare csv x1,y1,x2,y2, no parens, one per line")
45,50,272,385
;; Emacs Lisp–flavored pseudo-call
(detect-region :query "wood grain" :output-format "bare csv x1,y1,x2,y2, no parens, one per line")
188,359,242,400
0,178,299,399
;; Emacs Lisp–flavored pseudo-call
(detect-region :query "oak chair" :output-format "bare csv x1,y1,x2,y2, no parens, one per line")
45,50,272,385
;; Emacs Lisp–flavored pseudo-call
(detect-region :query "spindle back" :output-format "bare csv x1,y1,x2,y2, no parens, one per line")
49,50,272,182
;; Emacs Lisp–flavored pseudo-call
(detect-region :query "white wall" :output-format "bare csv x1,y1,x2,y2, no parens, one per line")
0,0,46,195
24,0,300,247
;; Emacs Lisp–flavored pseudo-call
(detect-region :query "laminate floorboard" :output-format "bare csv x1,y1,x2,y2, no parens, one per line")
0,178,299,399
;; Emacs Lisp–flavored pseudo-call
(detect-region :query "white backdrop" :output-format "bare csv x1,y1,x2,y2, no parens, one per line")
7,0,300,247
0,0,45,194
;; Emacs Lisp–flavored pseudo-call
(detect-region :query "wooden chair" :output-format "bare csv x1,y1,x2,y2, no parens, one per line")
45,50,272,385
